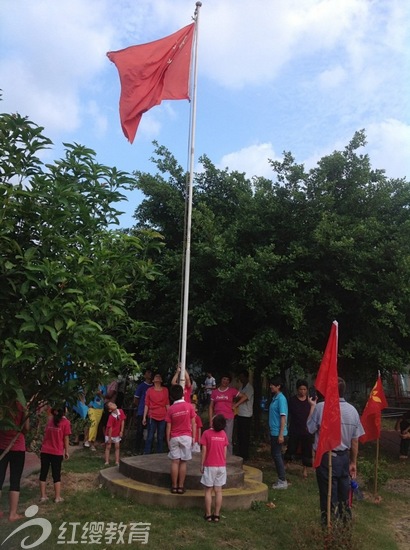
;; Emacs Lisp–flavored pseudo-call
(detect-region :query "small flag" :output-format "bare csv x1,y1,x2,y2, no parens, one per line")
107,23,195,143
313,321,341,468
359,374,388,443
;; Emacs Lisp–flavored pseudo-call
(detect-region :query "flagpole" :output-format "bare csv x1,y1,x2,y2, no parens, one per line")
374,438,380,497
179,2,202,390
327,452,332,530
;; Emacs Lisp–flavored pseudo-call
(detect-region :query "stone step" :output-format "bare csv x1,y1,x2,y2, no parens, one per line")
99,463,268,510
119,453,246,490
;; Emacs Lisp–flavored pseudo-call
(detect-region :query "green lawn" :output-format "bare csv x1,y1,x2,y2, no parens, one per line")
0,434,408,550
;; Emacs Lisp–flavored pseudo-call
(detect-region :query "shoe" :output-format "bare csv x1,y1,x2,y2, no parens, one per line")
104,462,109,466
83,441,90,448
54,497,64,503
272,480,288,490
90,445,96,451
177,487,186,494
212,515,220,522
115,462,119,466
39,497,49,503
203,514,213,522
171,487,178,494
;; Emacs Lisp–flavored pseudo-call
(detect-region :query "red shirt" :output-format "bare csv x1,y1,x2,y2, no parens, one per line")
200,428,228,467
0,402,26,452
165,400,195,438
194,413,203,443
145,387,170,421
41,417,71,456
211,387,240,419
105,409,127,437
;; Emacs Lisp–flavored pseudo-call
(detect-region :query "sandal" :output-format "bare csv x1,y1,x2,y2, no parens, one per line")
212,515,220,523
170,487,178,494
203,515,213,522
177,487,186,494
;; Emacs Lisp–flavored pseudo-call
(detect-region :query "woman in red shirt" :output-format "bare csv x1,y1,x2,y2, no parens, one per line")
142,373,169,454
0,401,29,521
39,405,71,503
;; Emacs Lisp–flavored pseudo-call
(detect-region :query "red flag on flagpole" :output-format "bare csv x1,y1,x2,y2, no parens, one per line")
313,321,341,468
359,375,388,443
107,23,195,143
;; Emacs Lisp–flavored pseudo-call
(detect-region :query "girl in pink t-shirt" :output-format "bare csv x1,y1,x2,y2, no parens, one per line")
39,405,71,503
200,414,228,523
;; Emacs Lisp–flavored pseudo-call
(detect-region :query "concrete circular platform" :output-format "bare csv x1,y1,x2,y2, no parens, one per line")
99,453,268,510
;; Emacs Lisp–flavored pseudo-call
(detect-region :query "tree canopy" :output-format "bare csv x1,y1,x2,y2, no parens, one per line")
0,111,162,414
132,132,410,385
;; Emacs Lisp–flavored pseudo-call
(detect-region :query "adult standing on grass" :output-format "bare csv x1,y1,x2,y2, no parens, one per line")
83,384,105,451
200,414,228,522
0,400,30,521
39,405,71,503
209,374,247,455
235,370,254,461
143,373,170,454
166,385,196,494
307,377,365,525
284,379,313,478
133,369,152,455
269,377,288,489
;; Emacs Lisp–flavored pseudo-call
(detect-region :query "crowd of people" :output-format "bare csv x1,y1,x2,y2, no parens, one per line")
0,369,408,525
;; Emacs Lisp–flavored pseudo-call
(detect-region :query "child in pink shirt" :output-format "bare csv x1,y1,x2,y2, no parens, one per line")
104,402,126,466
200,414,228,522
166,385,196,494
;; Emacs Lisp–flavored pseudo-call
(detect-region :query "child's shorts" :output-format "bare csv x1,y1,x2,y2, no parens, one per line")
201,466,227,487
168,436,192,461
105,436,122,444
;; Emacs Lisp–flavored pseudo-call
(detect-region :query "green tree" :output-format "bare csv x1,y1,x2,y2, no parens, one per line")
132,132,410,389
0,111,162,415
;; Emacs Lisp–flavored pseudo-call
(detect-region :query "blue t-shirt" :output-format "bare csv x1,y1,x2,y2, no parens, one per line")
134,381,153,416
88,385,106,409
269,392,288,436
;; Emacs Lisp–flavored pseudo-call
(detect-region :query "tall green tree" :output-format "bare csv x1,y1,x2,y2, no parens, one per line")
0,111,162,413
132,132,410,388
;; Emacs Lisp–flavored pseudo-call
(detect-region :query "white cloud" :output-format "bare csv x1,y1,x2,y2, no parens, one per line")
218,143,279,179
366,119,410,179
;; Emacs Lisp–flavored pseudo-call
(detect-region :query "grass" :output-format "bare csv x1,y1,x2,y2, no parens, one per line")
0,427,408,550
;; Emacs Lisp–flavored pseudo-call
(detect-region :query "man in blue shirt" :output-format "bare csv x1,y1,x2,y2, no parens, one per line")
269,377,288,489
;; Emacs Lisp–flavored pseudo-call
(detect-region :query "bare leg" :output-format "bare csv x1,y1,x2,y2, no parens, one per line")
178,460,187,489
105,442,111,464
204,487,213,517
170,460,179,488
114,442,120,465
214,486,222,518
39,480,47,500
9,491,23,521
54,481,62,501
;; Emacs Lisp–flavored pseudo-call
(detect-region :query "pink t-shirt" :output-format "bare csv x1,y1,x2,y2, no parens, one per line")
165,400,195,438
194,413,203,443
145,387,170,421
105,408,127,437
211,387,240,419
41,416,71,455
0,402,26,452
200,428,228,467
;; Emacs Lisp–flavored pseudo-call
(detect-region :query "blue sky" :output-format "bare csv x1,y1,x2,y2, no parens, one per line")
1,0,409,228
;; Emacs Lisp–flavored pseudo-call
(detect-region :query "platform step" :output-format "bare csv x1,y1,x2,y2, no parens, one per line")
99,464,268,510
